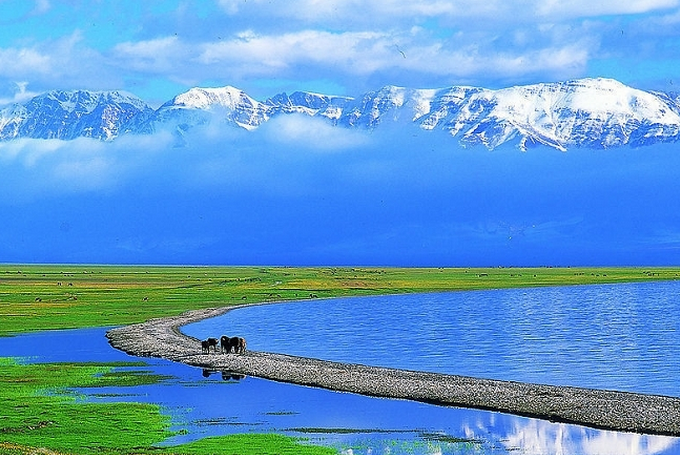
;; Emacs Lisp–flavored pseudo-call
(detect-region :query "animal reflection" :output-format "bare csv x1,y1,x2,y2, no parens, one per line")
223,372,246,381
220,335,247,354
201,337,219,353
201,369,246,381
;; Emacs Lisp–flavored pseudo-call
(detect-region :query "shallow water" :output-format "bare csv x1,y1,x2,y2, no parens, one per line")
3,282,680,454
186,280,680,397
4,326,677,455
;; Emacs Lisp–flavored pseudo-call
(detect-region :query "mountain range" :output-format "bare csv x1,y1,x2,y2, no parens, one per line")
1,78,679,151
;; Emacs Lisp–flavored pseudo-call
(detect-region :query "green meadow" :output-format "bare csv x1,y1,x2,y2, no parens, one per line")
1,265,679,454
3,264,679,337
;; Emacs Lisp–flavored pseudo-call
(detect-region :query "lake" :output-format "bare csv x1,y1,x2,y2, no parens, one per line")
186,280,680,396
3,281,680,454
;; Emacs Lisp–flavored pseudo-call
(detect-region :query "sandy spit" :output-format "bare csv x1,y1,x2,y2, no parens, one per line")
106,305,680,436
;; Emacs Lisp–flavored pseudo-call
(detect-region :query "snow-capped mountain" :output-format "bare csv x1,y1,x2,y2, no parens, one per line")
0,90,155,141
2,78,680,150
425,78,680,151
265,91,353,123
155,86,270,132
329,79,680,150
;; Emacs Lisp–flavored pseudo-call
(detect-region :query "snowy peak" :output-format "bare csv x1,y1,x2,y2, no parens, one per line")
169,86,257,110
157,86,269,131
265,91,354,122
480,78,680,149
2,78,680,150
341,85,444,127
1,89,154,140
403,78,680,150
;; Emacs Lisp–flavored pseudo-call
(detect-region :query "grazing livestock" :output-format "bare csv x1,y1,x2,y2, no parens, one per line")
220,335,247,354
201,337,219,353
231,336,246,354
220,335,230,353
207,337,219,352
236,337,247,354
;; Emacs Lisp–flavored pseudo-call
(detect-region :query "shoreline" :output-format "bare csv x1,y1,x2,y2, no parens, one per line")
106,304,680,437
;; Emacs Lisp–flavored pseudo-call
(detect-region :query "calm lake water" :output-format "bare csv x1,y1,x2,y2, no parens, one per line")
186,280,680,396
3,281,680,455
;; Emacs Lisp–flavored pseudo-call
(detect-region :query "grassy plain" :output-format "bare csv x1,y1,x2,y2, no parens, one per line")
2,264,680,455
2,264,679,336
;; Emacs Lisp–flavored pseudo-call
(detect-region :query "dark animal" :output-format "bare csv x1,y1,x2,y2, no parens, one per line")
201,337,219,353
233,336,246,354
221,336,247,354
220,335,230,353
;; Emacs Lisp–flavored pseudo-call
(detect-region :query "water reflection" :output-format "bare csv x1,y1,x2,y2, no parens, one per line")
500,419,677,455
201,369,246,381
1,282,680,454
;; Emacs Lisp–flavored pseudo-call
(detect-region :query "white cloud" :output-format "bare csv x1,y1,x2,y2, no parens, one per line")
263,114,371,152
0,47,51,78
0,81,40,105
113,36,188,73
0,138,115,194
0,32,121,92
0,0,673,101
0,132,174,199
199,30,388,73
536,0,679,18
194,28,592,86
213,0,680,24
30,0,50,15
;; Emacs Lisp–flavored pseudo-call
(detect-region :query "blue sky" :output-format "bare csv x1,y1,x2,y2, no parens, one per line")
3,0,680,266
1,0,680,104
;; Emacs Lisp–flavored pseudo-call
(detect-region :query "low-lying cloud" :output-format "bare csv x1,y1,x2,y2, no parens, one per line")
1,118,680,266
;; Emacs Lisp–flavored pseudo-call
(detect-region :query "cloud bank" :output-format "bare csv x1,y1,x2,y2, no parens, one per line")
0,0,679,101
1,119,679,266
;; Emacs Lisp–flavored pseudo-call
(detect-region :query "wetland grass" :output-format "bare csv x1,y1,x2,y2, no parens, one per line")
0,358,335,455
0,358,172,454
3,265,680,454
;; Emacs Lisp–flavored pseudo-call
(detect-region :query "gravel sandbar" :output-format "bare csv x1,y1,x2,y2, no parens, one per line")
106,305,680,436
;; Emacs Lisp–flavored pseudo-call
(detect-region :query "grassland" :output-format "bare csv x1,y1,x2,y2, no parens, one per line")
2,264,679,337
2,264,680,455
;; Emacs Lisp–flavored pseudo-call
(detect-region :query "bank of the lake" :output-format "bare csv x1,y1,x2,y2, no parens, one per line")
3,265,680,336
107,302,680,437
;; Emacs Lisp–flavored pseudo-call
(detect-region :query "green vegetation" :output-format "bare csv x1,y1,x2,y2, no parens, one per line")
0,357,172,454
2,264,680,454
2,264,679,336
0,357,338,455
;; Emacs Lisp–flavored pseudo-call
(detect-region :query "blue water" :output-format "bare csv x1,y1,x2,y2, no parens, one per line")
2,281,680,454
185,280,680,397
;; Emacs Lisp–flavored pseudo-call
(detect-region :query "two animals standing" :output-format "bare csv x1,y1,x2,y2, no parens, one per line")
202,335,246,354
